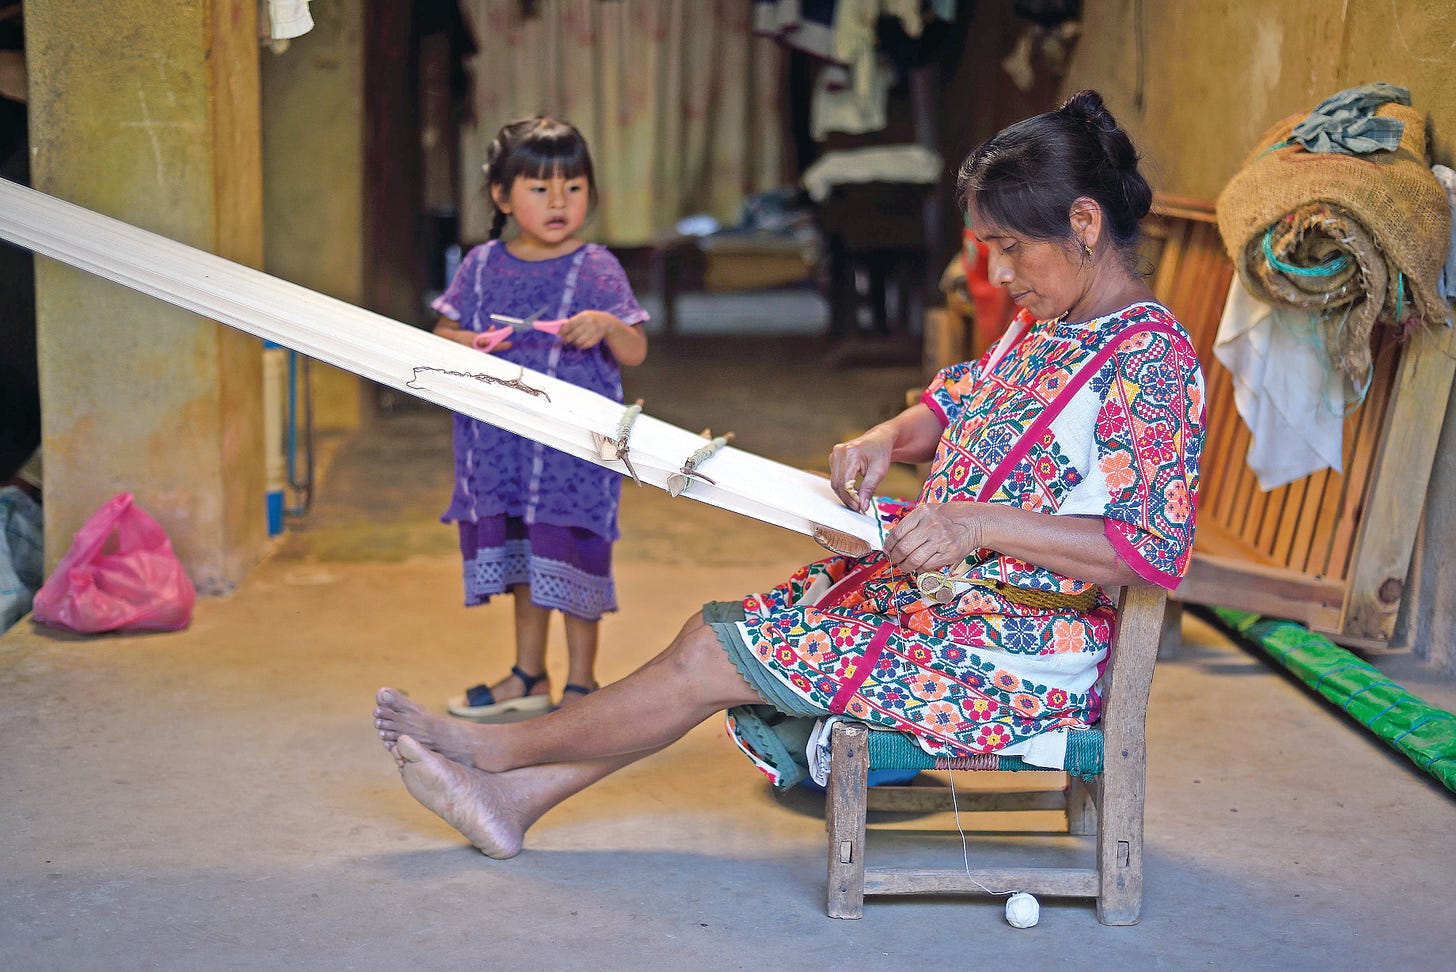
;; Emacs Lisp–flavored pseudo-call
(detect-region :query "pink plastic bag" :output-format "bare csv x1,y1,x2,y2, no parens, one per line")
33,492,196,633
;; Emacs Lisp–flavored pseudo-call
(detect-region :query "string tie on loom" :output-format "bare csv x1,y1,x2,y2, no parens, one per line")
593,400,644,486
666,430,734,497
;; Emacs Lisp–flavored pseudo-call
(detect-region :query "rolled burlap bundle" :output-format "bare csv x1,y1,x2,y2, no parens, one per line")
1215,102,1451,382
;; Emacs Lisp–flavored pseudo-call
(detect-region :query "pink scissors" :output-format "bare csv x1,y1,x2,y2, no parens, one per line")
473,308,567,352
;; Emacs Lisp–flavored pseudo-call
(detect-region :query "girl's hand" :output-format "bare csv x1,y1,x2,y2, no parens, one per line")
434,317,507,350
472,328,514,353
558,310,615,349
829,425,897,512
882,502,987,574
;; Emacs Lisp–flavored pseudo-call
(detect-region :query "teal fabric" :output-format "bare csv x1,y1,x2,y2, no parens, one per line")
724,704,816,789
866,725,1104,780
703,600,831,718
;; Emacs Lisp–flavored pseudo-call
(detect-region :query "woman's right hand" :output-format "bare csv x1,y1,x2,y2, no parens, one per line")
830,425,896,513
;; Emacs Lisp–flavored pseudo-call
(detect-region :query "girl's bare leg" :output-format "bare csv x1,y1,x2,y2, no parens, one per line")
391,734,664,859
376,611,762,772
560,613,600,703
472,584,552,704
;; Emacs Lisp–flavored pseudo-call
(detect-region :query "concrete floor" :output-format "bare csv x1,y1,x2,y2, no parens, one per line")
4,328,1455,970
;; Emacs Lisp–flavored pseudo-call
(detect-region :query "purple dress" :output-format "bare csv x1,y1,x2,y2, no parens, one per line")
431,240,648,619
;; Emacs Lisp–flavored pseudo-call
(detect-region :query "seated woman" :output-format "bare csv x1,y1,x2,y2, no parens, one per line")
372,89,1205,859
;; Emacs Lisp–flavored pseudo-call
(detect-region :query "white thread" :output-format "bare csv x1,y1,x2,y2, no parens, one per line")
947,770,1040,927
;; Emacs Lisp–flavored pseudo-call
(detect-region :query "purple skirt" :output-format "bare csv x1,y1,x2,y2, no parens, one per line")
457,516,616,621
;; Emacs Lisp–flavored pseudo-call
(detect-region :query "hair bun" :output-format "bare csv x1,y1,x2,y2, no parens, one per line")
957,87,1151,248
1059,89,1116,134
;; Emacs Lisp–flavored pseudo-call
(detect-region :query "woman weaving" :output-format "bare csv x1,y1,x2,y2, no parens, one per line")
372,90,1205,857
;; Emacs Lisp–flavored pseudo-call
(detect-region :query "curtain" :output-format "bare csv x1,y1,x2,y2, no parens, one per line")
460,0,785,246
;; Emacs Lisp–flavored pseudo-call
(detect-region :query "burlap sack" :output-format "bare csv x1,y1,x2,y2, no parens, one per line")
1215,102,1451,381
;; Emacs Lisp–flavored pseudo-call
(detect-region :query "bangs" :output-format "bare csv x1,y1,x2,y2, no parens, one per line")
515,137,592,183
499,118,595,191
962,133,1071,244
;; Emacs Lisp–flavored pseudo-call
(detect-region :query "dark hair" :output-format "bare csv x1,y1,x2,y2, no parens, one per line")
484,115,597,240
955,90,1152,254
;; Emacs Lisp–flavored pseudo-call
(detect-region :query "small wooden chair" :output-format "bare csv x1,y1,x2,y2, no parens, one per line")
823,585,1169,924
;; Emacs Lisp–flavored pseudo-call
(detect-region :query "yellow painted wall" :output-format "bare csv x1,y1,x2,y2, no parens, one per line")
260,3,365,433
1066,0,1455,198
28,0,266,592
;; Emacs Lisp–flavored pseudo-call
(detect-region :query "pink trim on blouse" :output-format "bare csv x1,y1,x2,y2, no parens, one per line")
1105,518,1184,590
921,390,949,426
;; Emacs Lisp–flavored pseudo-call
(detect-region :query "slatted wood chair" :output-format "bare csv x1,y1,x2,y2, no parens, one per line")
1144,195,1456,650
824,585,1167,924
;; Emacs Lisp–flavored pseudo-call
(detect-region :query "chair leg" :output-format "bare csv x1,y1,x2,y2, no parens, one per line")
1065,774,1096,836
826,721,869,919
1095,742,1145,924
1157,597,1183,659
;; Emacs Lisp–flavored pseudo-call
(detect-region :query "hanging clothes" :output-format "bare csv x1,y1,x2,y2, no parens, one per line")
1433,164,1456,301
263,0,314,42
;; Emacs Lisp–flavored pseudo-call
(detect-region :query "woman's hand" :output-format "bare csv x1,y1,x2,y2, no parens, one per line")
830,405,944,512
830,425,897,513
882,502,987,574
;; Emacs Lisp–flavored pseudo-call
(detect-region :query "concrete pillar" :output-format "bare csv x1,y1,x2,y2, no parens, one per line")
28,0,266,593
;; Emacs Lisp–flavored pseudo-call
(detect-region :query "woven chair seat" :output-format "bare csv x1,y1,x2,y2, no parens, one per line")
865,727,1103,777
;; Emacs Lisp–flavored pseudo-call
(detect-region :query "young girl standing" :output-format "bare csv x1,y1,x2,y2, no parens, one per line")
431,116,648,721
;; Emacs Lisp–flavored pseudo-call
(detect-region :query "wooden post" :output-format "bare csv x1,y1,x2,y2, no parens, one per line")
1095,586,1163,925
1343,323,1456,641
825,721,869,919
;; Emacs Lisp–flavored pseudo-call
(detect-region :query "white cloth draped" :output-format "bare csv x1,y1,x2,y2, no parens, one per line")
1213,277,1346,490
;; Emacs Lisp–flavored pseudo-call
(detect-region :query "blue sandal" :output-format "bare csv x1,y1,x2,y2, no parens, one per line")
552,682,597,710
448,665,553,721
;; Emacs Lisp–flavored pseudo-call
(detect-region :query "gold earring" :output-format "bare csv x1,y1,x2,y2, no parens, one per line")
1083,241,1094,258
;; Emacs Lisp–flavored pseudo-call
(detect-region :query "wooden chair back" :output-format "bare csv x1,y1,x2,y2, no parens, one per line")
1145,196,1456,648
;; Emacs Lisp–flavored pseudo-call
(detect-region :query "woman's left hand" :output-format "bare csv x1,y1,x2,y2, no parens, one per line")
882,502,989,574
558,310,615,349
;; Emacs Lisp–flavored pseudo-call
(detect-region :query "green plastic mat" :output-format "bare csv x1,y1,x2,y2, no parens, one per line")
1210,608,1456,793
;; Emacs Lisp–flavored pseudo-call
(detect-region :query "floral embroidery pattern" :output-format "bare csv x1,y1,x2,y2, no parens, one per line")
732,303,1204,760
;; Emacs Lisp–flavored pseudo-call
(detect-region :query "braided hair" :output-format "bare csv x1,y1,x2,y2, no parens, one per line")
484,115,597,240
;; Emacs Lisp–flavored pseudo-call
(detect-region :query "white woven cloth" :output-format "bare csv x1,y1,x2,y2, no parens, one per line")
0,180,882,554
265,0,314,41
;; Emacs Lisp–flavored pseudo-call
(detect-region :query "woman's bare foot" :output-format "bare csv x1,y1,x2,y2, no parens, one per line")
375,687,488,766
394,735,526,859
